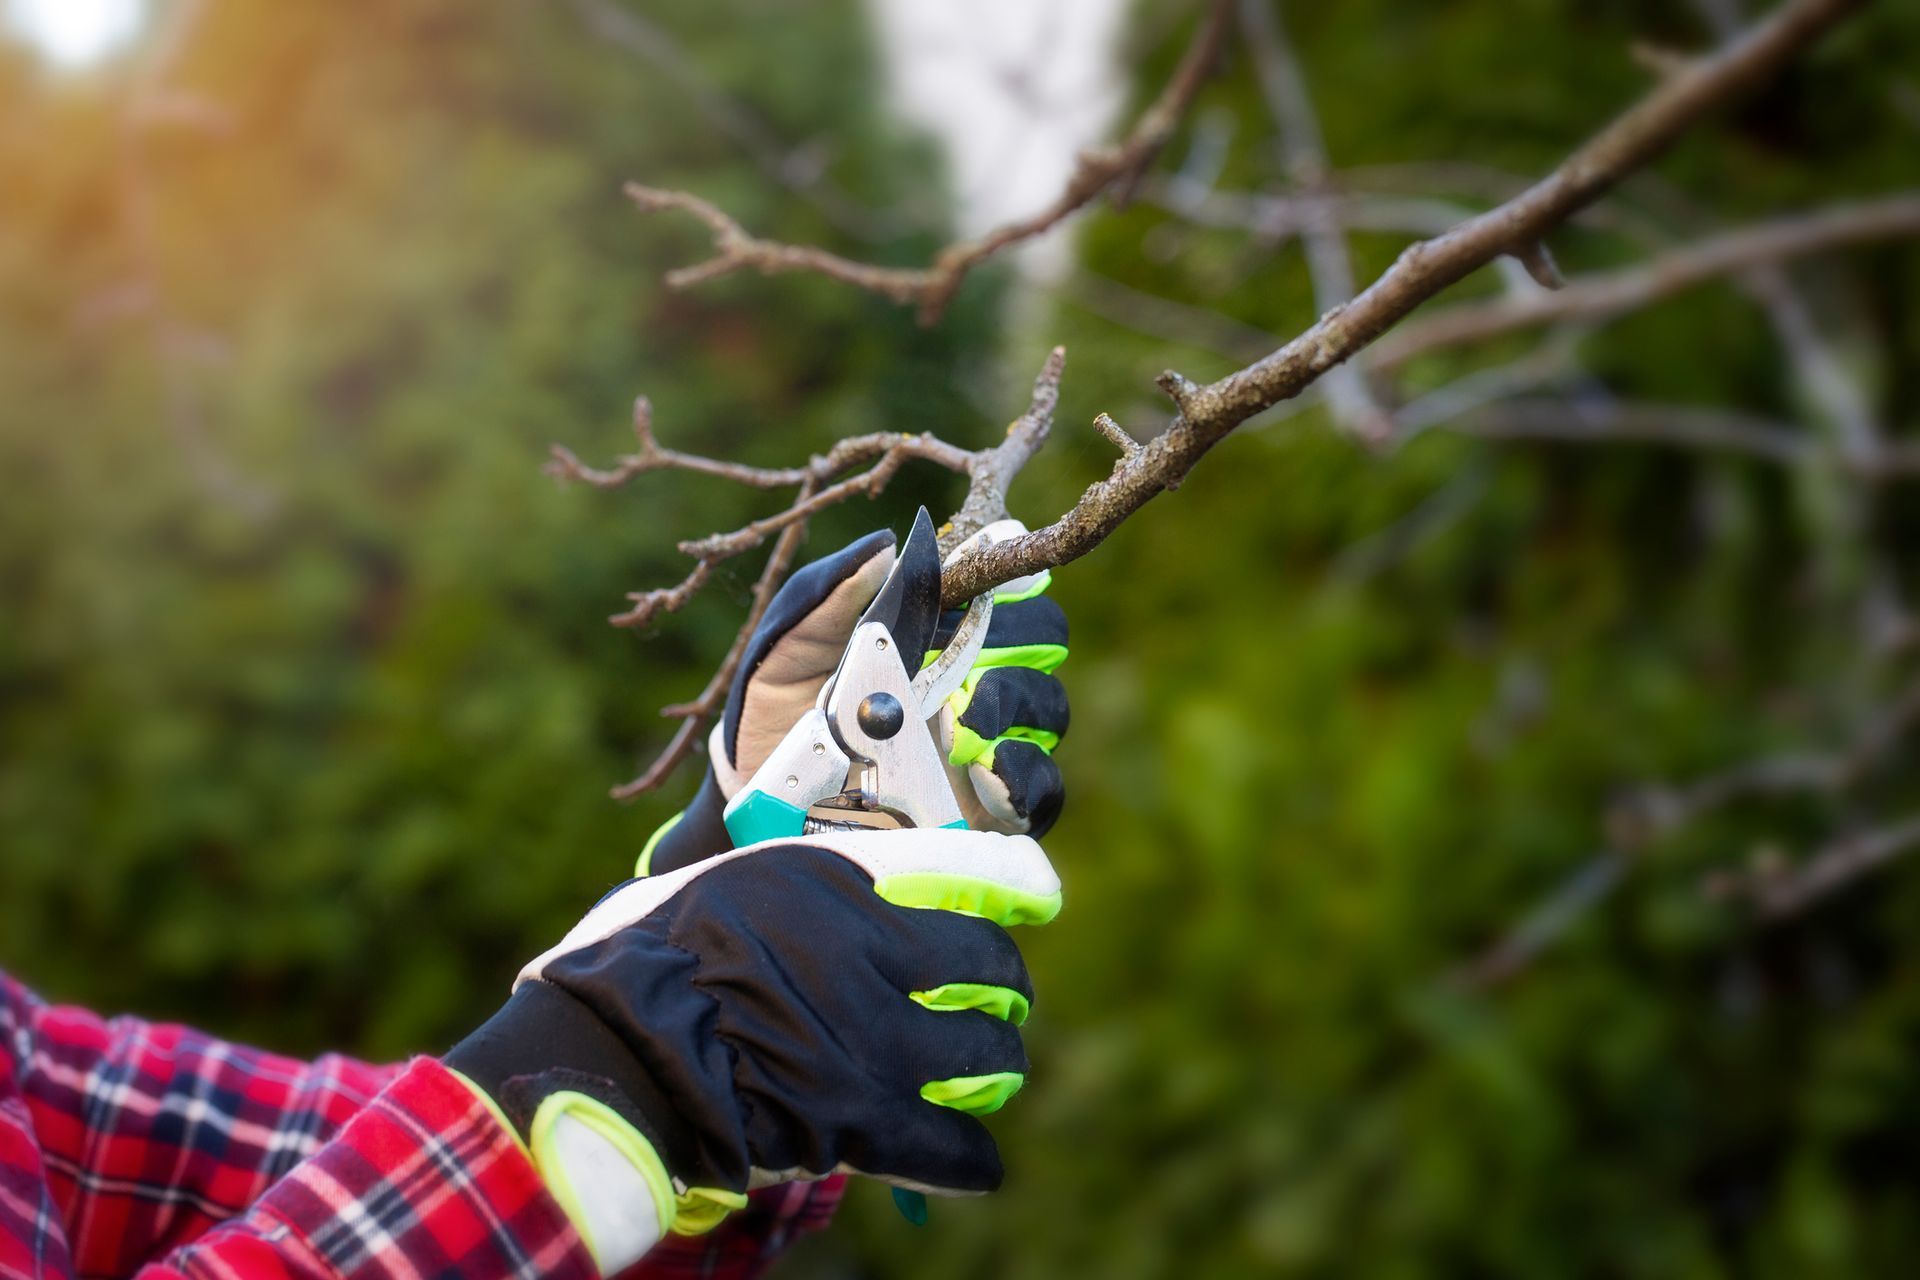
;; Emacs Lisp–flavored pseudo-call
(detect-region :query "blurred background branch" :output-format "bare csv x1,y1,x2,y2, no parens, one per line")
624,0,1233,324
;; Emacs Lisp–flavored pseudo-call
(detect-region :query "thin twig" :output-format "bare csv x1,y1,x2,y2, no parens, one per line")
1057,272,1288,365
566,350,1067,793
1388,328,1589,443
1460,680,1920,987
610,477,818,799
583,430,973,631
626,0,1232,324
565,0,899,240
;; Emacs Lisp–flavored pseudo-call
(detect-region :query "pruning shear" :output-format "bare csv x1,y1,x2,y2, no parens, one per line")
722,507,995,1226
724,507,994,848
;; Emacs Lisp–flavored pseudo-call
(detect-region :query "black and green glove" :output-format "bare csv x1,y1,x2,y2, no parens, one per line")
446,828,1060,1273
643,522,1070,878
929,520,1070,838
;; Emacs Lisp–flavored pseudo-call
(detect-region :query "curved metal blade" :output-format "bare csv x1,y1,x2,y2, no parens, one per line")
912,592,992,716
857,507,943,679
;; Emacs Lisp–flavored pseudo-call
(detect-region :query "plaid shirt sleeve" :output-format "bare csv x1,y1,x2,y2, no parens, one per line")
1,971,844,1280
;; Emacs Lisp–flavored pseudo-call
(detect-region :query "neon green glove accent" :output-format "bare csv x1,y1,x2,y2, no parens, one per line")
636,810,686,877
987,571,1052,605
527,1092,678,1250
910,981,1031,1025
920,1071,1025,1116
920,641,1068,678
448,1068,530,1155
942,659,1066,768
873,871,1062,925
672,1186,750,1236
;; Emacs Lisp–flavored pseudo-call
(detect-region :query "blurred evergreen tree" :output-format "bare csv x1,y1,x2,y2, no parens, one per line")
0,0,995,1060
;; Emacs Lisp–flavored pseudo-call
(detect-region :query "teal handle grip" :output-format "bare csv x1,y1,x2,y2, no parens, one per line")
723,791,809,847
892,1187,928,1225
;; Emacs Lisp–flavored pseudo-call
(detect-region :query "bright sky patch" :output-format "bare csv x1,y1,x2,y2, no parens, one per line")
5,0,145,68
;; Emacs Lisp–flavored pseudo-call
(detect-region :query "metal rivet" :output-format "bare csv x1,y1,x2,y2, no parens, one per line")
812,742,825,756
875,637,889,650
857,692,906,740
785,775,799,789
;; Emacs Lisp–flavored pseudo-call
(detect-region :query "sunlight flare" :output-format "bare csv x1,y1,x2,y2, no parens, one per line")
5,0,144,68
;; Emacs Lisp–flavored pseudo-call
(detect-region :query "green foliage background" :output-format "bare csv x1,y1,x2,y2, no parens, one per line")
3,2,1919,1276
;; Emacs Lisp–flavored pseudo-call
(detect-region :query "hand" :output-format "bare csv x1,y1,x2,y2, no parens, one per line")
642,522,1071,876
446,828,1060,1273
930,519,1070,837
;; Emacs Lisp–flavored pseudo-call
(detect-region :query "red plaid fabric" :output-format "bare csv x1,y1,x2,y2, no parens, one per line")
0,972,843,1279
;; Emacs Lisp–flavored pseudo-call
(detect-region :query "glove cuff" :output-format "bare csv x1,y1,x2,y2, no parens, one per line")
445,982,698,1173
446,982,753,1259
528,1089,676,1268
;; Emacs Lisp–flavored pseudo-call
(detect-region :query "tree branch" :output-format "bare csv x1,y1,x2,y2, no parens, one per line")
596,0,1871,791
564,0,897,240
1238,0,1393,442
940,0,1866,606
561,350,1068,795
1685,0,1882,465
608,485,816,799
625,0,1231,324
1460,678,1920,987
1372,194,1920,370
1452,397,1818,466
1704,816,1920,918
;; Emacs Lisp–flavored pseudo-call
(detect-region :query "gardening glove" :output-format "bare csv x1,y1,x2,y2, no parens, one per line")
641,522,1070,876
928,520,1070,838
446,827,1060,1275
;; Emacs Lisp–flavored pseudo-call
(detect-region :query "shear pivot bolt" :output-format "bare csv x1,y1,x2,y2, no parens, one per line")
857,692,906,740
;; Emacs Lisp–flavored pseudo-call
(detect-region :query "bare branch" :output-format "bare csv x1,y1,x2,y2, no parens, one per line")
546,396,810,490
569,350,1064,794
1148,178,1481,240
1704,816,1920,918
944,347,1067,552
1451,397,1818,466
1686,0,1882,463
624,185,935,301
611,480,818,800
1238,0,1393,443
942,0,1867,606
564,0,896,240
600,0,1873,794
1387,328,1588,442
1058,272,1288,365
1461,679,1920,987
1373,194,1920,370
626,0,1232,324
